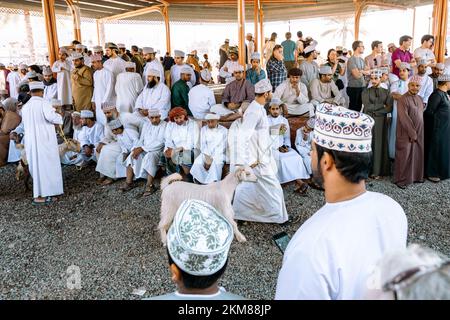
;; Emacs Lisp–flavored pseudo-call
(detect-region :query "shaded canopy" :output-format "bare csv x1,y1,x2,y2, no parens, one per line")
1,0,434,22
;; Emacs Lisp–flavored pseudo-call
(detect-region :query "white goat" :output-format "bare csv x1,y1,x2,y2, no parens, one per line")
158,166,257,245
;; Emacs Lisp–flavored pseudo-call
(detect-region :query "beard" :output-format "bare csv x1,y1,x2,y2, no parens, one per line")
147,80,157,88
312,163,325,190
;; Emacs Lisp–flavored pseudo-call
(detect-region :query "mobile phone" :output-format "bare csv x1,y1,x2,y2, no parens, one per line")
272,232,291,254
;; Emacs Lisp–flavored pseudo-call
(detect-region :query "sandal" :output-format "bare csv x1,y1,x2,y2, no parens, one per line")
294,183,308,196
427,177,440,183
142,185,157,197
119,182,134,192
32,196,55,206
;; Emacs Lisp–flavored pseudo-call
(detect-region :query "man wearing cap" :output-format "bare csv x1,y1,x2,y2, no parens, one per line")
95,103,143,185
212,65,255,121
190,113,227,184
171,66,192,114
149,199,244,300
281,32,297,72
142,47,164,85
231,79,288,224
275,103,407,300
91,54,116,126
71,52,94,112
414,35,436,75
170,50,196,88
186,52,201,73
18,64,28,81
424,74,450,183
75,44,91,68
22,81,64,204
115,61,144,114
267,99,309,194
389,62,411,159
52,48,72,108
273,67,314,117
394,76,424,189
299,40,319,87
103,42,126,80
188,69,216,119
163,107,200,180
117,43,130,62
123,109,167,195
386,43,396,68
219,39,230,83
416,59,433,106
246,52,266,85
246,33,255,66
130,45,144,76
75,109,105,166
361,70,393,178
295,117,315,177
346,41,370,111
135,68,171,120
92,45,108,64
219,46,241,84
42,67,58,102
392,35,415,77
310,65,345,108
0,98,21,167
6,65,21,100
429,63,445,90
106,118,139,179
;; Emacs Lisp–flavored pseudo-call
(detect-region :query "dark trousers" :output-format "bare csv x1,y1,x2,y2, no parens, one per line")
346,86,364,112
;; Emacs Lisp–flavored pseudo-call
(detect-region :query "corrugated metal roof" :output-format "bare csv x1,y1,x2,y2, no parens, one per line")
0,0,434,22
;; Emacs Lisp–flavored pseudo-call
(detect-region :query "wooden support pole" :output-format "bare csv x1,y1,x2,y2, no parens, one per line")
254,0,259,52
42,0,60,66
66,0,82,43
162,6,171,54
354,0,365,41
433,0,448,62
259,6,264,65
238,0,246,66
412,7,416,49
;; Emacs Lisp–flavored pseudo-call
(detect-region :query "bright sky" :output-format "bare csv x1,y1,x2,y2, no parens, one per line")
0,4,442,66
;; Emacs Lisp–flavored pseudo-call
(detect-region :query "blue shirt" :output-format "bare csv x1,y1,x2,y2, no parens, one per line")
246,68,266,85
281,40,296,62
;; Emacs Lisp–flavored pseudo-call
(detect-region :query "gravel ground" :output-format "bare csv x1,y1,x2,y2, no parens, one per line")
0,163,449,300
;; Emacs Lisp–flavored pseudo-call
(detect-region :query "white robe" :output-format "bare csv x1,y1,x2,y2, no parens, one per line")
273,80,315,117
143,59,165,85
43,83,58,102
190,125,228,184
92,68,115,126
219,60,240,84
188,84,216,119
170,64,196,88
125,120,166,179
135,82,171,120
95,113,142,178
275,191,407,300
22,96,63,198
115,128,140,178
115,72,144,113
8,121,24,163
6,71,21,99
418,74,433,105
103,56,126,80
267,115,309,183
51,60,72,105
164,119,200,154
295,127,313,175
388,75,409,159
231,100,288,223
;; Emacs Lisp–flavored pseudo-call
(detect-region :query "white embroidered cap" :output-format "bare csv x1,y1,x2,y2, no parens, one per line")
313,103,374,153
